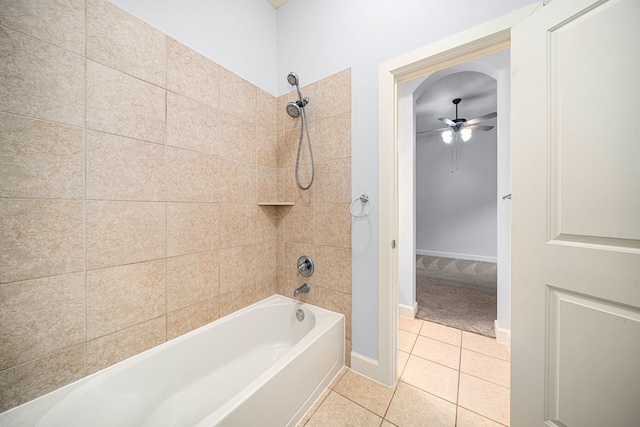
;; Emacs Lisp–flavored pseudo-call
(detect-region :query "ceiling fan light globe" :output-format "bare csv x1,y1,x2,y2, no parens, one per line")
461,128,472,142
442,130,453,144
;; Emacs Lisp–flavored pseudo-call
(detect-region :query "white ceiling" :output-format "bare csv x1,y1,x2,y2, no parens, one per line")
267,0,289,9
415,71,497,137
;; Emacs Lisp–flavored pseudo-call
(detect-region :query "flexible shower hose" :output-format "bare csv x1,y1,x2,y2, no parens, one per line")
295,106,314,190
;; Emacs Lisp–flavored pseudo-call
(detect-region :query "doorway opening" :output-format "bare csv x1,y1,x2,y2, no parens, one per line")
365,3,539,388
398,50,510,341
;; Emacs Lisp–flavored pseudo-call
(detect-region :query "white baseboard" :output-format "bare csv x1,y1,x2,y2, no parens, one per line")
350,352,380,382
416,249,497,264
399,302,417,318
350,352,396,388
494,319,511,351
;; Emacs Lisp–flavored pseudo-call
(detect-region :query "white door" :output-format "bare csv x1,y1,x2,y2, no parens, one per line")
510,0,640,425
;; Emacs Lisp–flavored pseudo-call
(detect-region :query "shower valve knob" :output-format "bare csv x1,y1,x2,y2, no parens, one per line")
297,255,314,277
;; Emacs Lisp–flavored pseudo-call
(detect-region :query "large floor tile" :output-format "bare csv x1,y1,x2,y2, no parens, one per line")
385,381,456,427
458,373,510,426
419,321,462,346
412,336,461,370
305,391,382,427
461,332,510,361
460,349,510,388
401,355,458,403
334,369,395,417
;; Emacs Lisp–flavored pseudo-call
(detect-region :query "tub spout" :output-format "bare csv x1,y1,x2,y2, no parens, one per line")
293,283,310,297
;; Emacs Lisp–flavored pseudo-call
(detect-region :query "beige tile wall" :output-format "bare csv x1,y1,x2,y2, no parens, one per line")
0,0,321,412
0,0,352,412
275,69,352,366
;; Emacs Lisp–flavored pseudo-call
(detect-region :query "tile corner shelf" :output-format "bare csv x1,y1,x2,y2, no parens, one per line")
257,202,295,206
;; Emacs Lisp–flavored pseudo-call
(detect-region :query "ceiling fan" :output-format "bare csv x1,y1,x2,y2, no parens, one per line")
417,98,497,143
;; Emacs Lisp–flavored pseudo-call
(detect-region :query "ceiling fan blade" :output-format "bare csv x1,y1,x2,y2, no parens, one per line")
466,112,497,125
416,127,449,135
467,125,494,131
438,117,455,125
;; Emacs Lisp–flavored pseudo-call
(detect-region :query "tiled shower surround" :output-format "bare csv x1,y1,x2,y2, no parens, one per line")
0,0,351,412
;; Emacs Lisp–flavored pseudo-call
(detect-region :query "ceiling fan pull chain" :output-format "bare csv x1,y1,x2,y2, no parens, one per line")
450,136,459,173
451,139,455,173
455,136,459,172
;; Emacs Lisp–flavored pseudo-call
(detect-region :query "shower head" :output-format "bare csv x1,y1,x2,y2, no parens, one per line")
286,97,309,119
287,72,299,86
286,102,301,119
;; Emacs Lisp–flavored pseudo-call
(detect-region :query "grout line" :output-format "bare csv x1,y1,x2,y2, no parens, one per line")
457,406,510,427
462,347,511,363
381,380,400,422
461,341,510,356
164,40,169,343
455,327,463,426
327,389,385,422
458,370,510,391
0,110,84,130
0,270,86,288
406,352,460,374
0,22,84,58
299,389,331,427
83,0,89,377
395,380,459,412
0,342,86,374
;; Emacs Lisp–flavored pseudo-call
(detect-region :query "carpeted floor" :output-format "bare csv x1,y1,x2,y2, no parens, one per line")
416,255,497,338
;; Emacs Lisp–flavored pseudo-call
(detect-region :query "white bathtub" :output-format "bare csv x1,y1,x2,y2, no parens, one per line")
0,295,345,427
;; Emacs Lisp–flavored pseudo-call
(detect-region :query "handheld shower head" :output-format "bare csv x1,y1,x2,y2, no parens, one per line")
285,72,309,119
284,72,315,190
287,72,305,102
287,72,299,86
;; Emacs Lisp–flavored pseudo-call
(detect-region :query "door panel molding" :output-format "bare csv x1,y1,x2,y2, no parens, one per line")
546,0,640,247
546,286,640,425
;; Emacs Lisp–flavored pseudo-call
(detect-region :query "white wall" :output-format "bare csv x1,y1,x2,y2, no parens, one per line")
278,0,537,360
107,0,278,94
415,129,498,260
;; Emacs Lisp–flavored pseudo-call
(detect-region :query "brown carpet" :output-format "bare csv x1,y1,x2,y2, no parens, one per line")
416,255,497,338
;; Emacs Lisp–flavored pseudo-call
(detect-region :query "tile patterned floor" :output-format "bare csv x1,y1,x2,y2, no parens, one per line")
297,317,511,427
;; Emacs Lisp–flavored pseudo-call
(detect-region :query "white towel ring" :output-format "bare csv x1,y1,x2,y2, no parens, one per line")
350,194,372,219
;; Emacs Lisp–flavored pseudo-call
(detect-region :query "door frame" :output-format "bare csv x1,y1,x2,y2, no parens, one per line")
368,2,543,387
